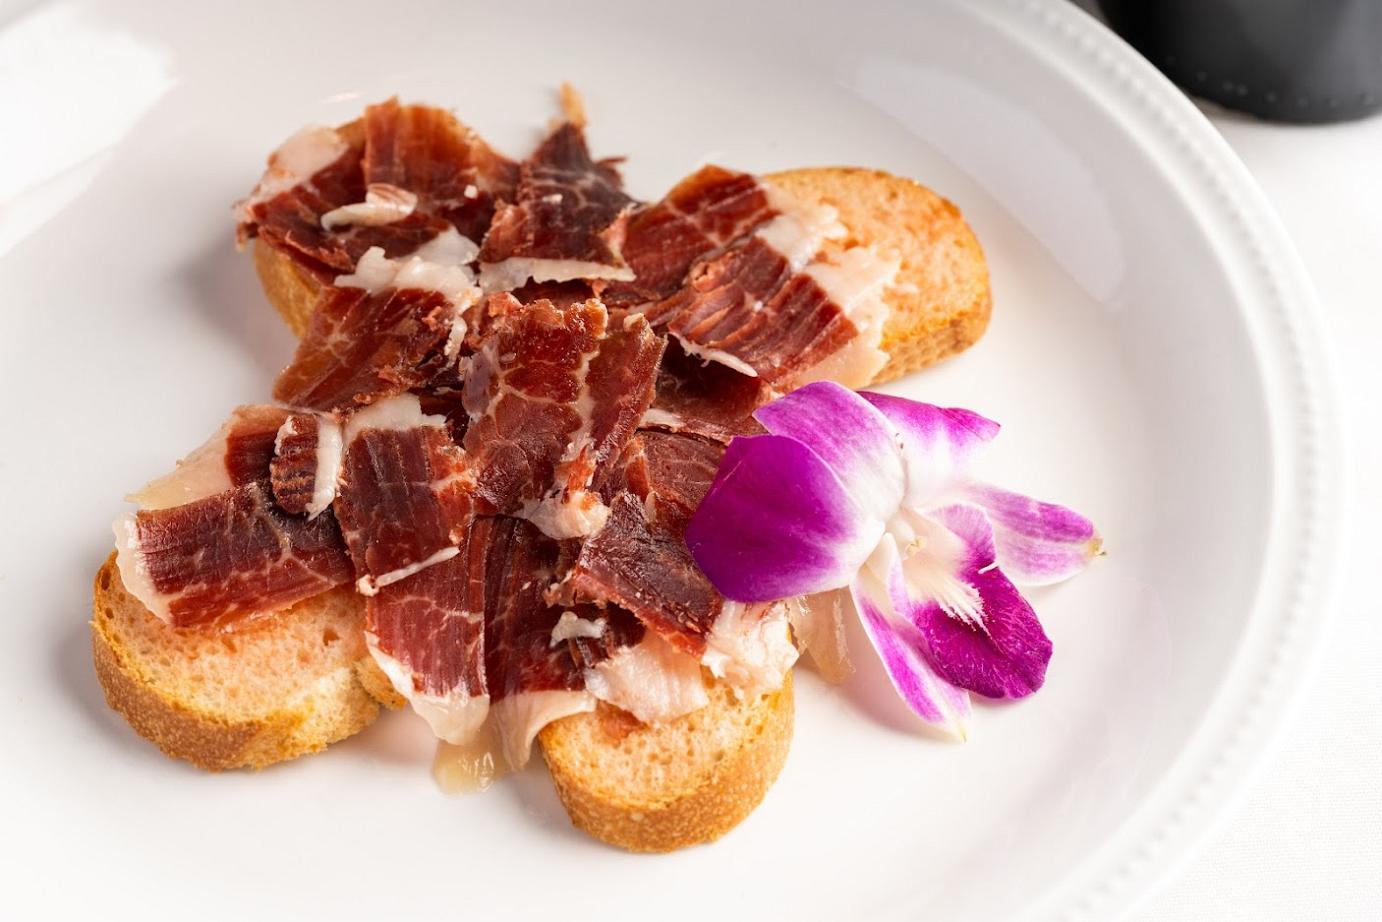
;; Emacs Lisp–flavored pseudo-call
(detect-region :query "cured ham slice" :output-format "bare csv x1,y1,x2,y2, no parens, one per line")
237,125,454,283
273,285,457,414
273,224,482,414
332,395,473,594
568,487,722,655
607,169,900,389
620,430,723,521
598,166,775,308
461,295,664,539
113,482,353,628
269,412,343,518
641,338,768,443
481,517,595,766
364,98,518,243
366,549,489,743
568,430,798,691
238,100,515,284
127,405,291,510
640,235,857,385
478,121,636,291
372,515,597,761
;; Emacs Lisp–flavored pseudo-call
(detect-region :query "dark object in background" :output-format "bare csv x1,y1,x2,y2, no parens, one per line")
1098,0,1382,123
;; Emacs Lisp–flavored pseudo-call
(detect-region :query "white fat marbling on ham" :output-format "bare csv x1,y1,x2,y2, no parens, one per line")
335,232,480,358
126,405,289,510
126,435,236,511
111,514,171,622
759,183,847,271
523,493,611,541
793,245,901,388
585,631,709,724
639,407,685,430
701,600,801,696
672,334,760,378
487,689,595,770
342,392,446,442
234,125,348,225
368,643,491,744
478,257,635,293
360,546,461,597
549,611,607,646
273,413,343,519
336,229,480,303
320,183,419,230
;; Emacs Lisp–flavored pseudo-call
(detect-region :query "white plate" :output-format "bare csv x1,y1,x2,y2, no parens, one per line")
0,1,1343,919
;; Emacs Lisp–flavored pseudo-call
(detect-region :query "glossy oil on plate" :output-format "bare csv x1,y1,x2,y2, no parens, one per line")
0,1,1343,919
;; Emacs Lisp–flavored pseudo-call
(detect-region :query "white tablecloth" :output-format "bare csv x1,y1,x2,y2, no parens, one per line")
1127,105,1382,921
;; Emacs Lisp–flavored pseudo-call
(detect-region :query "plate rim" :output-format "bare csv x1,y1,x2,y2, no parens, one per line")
972,1,1347,918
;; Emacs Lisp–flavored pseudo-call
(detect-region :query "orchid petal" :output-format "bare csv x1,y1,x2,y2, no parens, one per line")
687,434,886,602
849,536,971,739
860,392,998,507
903,504,1052,699
753,381,905,525
963,483,1101,586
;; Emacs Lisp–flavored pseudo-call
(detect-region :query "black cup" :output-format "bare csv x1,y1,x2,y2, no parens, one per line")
1097,0,1382,123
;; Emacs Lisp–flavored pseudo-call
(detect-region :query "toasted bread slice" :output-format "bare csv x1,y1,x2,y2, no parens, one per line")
252,166,991,383
766,167,990,384
251,237,321,339
91,553,394,770
539,674,793,852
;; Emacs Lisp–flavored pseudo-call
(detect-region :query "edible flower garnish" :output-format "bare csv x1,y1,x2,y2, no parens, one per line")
685,382,1100,739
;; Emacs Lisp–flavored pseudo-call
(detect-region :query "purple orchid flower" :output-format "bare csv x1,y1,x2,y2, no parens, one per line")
685,382,1100,739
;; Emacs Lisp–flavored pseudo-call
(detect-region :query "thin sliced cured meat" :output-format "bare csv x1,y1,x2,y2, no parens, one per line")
461,295,664,539
113,482,353,628
371,515,618,760
480,517,597,765
567,491,722,656
237,124,454,283
320,182,418,230
332,395,473,594
478,121,636,291
364,98,518,242
568,429,798,692
571,429,727,643
269,412,343,518
623,429,725,524
612,171,899,388
366,549,488,743
597,166,775,308
127,405,292,510
641,338,768,443
639,235,860,386
273,285,457,414
239,100,515,284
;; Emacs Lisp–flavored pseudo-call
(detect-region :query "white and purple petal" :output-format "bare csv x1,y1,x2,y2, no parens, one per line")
900,504,1052,699
754,381,905,525
963,483,1102,586
850,537,971,739
860,392,998,507
687,434,887,602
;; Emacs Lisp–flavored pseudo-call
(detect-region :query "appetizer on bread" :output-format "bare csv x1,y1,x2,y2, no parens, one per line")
96,89,1097,852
